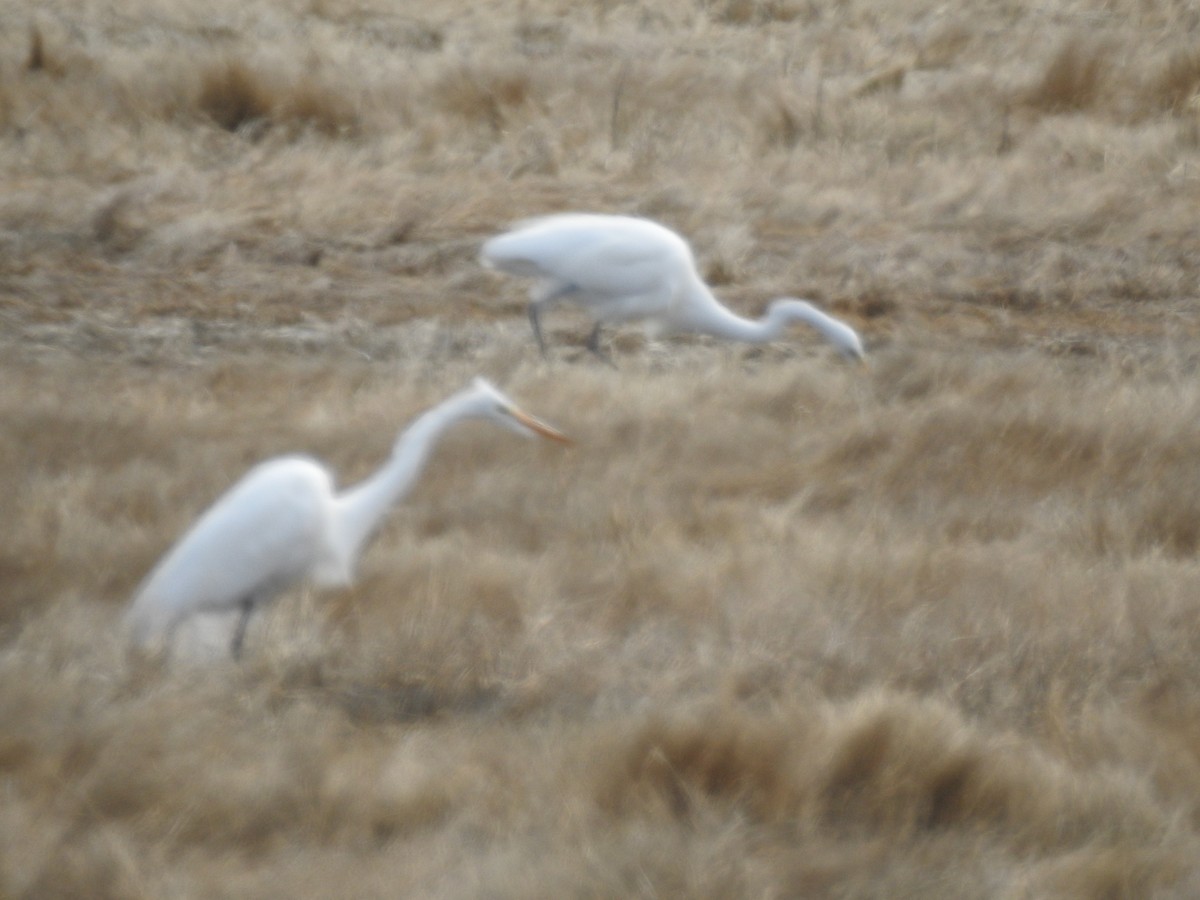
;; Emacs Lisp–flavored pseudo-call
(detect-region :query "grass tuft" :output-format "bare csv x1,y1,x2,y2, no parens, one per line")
278,74,359,137
26,25,45,72
1023,38,1107,113
194,58,358,137
23,24,66,77
596,706,806,822
197,59,274,132
433,64,532,134
1146,47,1200,116
713,0,809,26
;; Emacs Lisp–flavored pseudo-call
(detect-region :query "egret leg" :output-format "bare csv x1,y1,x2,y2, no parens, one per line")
527,283,579,359
584,323,617,368
528,302,549,358
230,597,255,660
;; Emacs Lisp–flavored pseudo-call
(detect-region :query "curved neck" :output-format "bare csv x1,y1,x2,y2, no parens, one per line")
678,279,786,343
330,390,479,575
684,293,853,352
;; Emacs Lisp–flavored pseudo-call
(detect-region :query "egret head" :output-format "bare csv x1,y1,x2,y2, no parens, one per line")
469,377,572,443
773,299,867,366
837,331,868,367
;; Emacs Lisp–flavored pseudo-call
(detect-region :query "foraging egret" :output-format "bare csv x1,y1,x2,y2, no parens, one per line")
481,213,866,364
125,378,570,658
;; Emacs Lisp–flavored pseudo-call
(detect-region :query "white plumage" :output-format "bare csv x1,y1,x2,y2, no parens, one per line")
125,378,570,658
482,213,866,364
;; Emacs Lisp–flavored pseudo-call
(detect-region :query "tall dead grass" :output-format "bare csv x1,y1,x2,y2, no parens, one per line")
6,342,1200,895
4,0,1200,896
194,58,360,137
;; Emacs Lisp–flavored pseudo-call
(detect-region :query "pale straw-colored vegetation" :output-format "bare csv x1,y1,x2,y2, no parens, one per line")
3,0,1200,896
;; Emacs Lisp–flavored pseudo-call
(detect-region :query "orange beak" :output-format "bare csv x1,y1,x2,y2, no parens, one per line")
511,407,573,444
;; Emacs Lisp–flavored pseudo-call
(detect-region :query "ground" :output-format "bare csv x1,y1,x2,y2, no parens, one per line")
3,1,1200,897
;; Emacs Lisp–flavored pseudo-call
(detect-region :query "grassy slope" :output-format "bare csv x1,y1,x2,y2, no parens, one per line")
3,0,1200,896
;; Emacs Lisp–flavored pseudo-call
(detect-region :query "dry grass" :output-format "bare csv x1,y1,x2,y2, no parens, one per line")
195,58,360,137
1022,38,1106,113
3,0,1200,896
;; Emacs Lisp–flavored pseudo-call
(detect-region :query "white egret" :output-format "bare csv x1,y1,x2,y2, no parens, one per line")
481,213,866,364
125,378,570,659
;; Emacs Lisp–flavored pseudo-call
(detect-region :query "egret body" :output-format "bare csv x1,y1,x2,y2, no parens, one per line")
125,378,570,658
481,213,866,364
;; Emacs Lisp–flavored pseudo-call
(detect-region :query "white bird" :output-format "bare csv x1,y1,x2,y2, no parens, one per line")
125,378,570,659
481,213,866,365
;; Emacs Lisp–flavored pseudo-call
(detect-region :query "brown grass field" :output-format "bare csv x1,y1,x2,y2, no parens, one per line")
3,0,1200,896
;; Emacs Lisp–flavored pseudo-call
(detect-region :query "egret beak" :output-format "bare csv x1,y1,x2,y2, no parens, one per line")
510,407,573,444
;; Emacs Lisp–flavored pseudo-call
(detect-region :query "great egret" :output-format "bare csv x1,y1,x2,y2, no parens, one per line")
125,378,570,659
481,213,866,364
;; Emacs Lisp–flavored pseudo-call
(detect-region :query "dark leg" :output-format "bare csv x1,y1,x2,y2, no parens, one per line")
528,302,548,358
230,597,255,660
527,283,582,359
584,322,617,368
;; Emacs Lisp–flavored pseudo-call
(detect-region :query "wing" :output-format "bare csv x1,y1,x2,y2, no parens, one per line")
125,456,335,645
481,214,694,303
